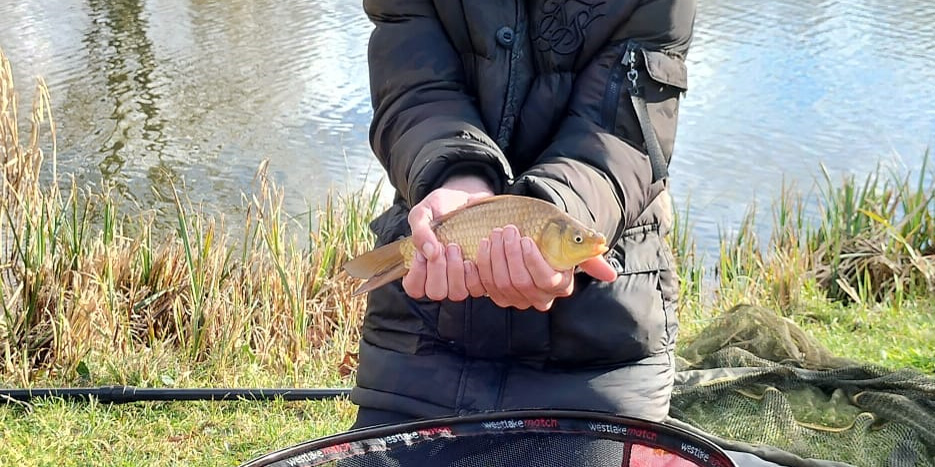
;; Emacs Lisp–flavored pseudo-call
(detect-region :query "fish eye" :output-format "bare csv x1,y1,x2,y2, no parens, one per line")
573,234,583,244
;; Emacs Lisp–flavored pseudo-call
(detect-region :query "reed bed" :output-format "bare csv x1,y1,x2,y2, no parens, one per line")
1,46,933,387
0,47,383,386
689,161,935,315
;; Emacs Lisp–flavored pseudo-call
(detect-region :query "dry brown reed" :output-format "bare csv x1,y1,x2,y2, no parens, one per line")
710,164,935,313
0,47,380,385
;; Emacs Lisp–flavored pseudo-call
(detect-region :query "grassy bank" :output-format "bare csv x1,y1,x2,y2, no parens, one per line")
1,48,934,465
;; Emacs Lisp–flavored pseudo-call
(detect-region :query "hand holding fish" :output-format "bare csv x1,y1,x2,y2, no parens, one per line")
403,174,494,301
406,176,615,310
473,225,573,311
342,175,618,311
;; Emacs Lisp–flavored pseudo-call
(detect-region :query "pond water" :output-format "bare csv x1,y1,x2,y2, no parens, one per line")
2,0,934,254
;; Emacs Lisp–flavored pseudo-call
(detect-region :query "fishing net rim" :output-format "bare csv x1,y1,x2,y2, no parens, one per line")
239,409,736,467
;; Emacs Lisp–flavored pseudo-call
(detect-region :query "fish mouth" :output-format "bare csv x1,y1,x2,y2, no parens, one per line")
594,233,609,255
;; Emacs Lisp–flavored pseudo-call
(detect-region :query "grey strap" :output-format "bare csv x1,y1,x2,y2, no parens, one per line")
630,92,669,183
623,43,669,183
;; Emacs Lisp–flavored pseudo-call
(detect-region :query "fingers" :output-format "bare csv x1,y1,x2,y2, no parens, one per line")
476,236,511,307
508,229,574,311
487,229,524,305
521,237,573,296
446,245,468,302
402,252,427,299
503,227,552,310
408,200,446,300
408,204,439,260
404,244,475,302
580,256,618,282
423,247,449,300
464,260,486,298
477,226,574,311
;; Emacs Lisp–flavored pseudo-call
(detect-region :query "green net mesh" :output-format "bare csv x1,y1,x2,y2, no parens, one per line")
671,304,935,467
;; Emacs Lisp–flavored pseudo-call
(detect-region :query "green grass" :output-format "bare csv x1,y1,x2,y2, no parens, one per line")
3,296,932,466
794,297,935,373
1,396,355,466
1,46,934,466
676,297,935,374
0,342,359,466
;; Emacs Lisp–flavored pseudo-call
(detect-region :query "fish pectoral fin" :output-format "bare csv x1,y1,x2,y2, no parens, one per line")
342,238,407,279
352,262,408,296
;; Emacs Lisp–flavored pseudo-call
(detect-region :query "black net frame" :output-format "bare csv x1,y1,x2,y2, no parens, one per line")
239,409,736,467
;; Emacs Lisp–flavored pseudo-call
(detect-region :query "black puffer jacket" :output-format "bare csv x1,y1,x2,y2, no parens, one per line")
352,0,696,418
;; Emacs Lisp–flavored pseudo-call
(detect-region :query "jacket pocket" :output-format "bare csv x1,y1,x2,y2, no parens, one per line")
602,42,689,164
436,296,551,362
548,224,678,367
638,48,688,164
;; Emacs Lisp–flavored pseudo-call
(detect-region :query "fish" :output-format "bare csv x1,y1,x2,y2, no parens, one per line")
342,195,609,295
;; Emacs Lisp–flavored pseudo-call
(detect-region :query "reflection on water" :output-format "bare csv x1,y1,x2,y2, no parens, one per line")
1,0,377,224
678,0,935,249
83,0,171,191
1,0,934,251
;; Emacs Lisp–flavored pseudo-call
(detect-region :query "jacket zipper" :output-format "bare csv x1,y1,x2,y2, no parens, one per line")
602,42,641,252
495,1,524,150
601,42,639,132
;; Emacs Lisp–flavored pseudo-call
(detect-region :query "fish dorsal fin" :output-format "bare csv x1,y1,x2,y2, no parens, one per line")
430,195,558,227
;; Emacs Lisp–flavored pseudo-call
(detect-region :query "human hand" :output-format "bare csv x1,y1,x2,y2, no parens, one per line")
472,225,618,311
402,174,494,301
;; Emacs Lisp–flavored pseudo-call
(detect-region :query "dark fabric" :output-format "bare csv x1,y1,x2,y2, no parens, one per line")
351,340,675,422
363,0,693,234
351,408,418,430
361,210,679,364
355,0,695,420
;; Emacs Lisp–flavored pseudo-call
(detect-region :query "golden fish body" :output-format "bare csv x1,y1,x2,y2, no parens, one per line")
343,195,608,295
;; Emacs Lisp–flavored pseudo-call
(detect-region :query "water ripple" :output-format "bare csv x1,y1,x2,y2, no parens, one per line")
1,0,934,249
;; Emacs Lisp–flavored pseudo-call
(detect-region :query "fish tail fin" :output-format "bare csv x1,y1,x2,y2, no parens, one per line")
342,238,409,295
352,262,408,296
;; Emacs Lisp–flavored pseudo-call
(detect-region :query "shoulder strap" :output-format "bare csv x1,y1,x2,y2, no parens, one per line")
623,42,669,183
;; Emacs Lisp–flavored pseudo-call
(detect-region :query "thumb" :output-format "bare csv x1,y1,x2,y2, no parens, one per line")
408,204,440,260
465,191,494,205
580,256,618,282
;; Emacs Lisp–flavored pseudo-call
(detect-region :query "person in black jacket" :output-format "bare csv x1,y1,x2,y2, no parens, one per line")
351,0,696,429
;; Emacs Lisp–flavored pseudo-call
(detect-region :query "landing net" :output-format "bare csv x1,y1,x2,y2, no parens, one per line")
240,410,735,467
671,304,935,467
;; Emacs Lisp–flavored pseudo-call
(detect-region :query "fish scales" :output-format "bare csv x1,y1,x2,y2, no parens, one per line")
434,197,552,261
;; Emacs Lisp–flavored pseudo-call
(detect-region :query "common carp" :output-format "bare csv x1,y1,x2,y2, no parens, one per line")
342,195,609,295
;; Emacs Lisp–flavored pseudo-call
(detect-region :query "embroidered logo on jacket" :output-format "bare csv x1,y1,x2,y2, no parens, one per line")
532,0,606,55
